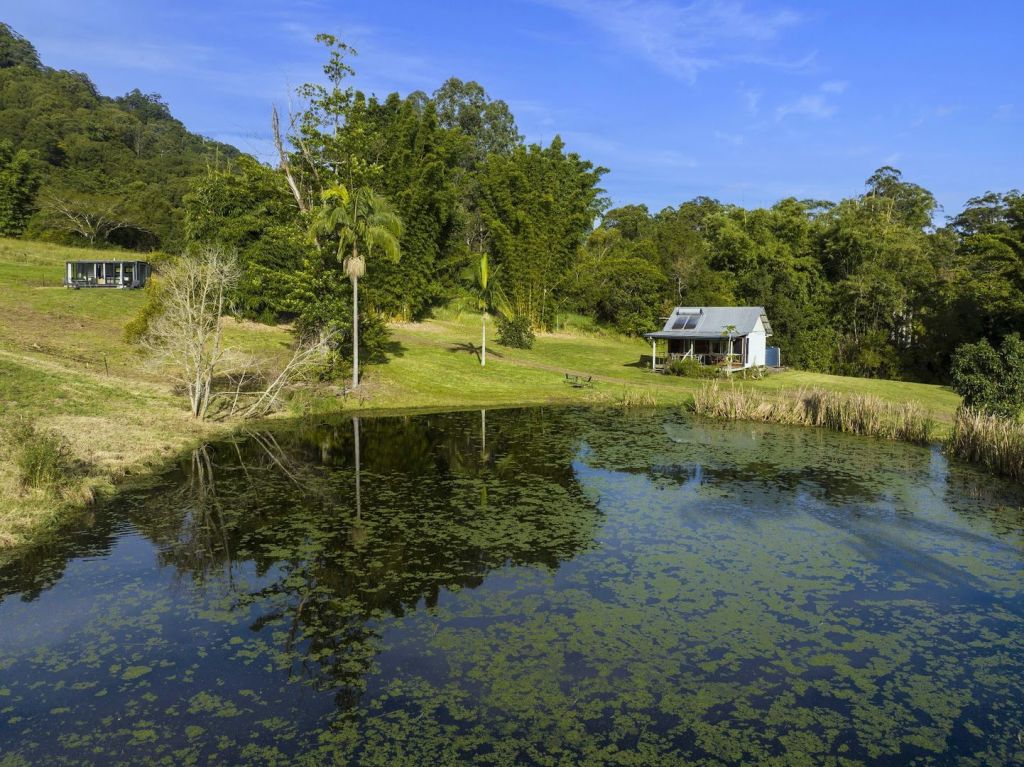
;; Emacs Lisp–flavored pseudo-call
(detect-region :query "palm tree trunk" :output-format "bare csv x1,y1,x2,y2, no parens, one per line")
481,310,487,367
352,274,359,389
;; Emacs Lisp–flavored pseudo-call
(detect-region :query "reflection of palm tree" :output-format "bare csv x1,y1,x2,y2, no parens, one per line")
352,416,362,523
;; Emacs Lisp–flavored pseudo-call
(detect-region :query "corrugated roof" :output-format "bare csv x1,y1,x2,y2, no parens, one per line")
644,306,772,340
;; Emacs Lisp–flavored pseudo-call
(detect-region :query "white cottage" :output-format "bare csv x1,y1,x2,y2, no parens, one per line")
644,306,777,371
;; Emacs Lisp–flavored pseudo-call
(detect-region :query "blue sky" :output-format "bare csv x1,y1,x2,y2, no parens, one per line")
4,1,1022,217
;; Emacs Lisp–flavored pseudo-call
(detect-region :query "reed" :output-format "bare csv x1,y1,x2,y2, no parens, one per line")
619,388,658,408
688,383,936,445
947,409,1024,481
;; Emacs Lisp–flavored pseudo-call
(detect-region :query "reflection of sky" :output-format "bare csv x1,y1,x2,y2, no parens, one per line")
571,414,1024,602
0,533,162,652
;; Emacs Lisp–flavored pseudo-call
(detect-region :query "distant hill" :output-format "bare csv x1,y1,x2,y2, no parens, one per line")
0,22,242,251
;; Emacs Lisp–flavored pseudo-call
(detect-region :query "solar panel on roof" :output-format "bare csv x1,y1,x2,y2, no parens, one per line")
672,313,700,330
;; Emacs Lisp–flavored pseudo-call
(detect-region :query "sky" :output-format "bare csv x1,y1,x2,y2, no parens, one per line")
4,0,1022,217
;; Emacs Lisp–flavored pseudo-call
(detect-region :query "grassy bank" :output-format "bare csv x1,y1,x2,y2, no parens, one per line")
0,239,285,548
0,237,964,549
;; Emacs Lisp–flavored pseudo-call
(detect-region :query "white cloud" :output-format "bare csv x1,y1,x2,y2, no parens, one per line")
742,88,762,116
537,0,803,83
714,130,745,145
562,130,698,169
775,94,837,120
775,80,847,120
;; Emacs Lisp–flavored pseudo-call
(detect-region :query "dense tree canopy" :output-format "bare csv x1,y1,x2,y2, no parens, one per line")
0,23,237,249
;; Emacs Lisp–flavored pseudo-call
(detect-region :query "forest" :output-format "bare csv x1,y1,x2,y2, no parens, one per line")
1,23,1021,385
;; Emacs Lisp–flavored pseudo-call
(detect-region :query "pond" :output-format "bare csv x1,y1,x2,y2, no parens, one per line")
1,407,1023,765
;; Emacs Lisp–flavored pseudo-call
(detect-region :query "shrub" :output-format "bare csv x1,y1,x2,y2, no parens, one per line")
496,314,535,349
667,358,717,378
950,334,1024,419
2,417,74,492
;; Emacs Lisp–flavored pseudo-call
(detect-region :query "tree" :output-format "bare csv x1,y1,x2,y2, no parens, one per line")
722,324,738,373
183,157,309,323
312,184,402,389
950,334,1024,418
476,251,491,366
0,23,41,69
141,248,241,419
433,78,521,163
0,140,40,235
478,136,606,328
38,191,136,246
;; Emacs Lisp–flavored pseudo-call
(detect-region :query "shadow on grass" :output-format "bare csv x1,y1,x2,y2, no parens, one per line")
448,342,505,364
367,340,407,365
623,355,656,370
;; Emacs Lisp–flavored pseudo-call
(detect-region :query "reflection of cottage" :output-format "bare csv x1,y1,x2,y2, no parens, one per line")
65,260,151,289
644,306,780,371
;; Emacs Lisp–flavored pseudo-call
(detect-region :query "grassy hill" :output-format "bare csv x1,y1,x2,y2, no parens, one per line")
0,237,962,548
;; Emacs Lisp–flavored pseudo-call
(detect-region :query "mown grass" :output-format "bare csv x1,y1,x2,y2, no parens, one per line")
0,236,967,548
689,383,937,444
375,313,962,422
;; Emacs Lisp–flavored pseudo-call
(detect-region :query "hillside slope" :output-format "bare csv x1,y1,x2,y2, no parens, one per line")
0,22,240,249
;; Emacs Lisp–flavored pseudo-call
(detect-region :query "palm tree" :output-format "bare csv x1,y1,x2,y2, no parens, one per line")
476,251,490,366
721,323,738,374
313,184,402,390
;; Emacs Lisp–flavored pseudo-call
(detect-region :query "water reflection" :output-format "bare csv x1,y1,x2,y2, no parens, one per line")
0,407,1022,766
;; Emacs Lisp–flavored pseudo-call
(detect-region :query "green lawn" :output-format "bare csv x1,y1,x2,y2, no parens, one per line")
0,237,962,548
368,310,961,421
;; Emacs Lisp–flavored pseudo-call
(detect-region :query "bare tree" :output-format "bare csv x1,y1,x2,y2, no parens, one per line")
141,247,242,419
272,104,309,214
141,247,333,421
40,192,134,245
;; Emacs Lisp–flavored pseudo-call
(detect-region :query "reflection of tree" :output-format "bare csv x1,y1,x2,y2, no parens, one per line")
117,408,603,713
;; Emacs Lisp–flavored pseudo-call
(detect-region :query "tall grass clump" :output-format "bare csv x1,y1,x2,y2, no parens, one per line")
1,416,75,493
619,388,657,408
689,384,936,445
947,409,1024,481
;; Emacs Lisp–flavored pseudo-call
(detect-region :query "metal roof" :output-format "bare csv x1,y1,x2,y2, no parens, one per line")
644,306,772,340
66,260,150,264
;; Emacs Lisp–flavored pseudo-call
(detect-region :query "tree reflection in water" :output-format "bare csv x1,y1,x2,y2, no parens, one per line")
124,409,605,714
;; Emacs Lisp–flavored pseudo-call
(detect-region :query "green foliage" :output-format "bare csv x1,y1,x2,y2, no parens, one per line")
667,357,717,378
1,416,74,492
496,314,535,349
0,24,238,250
950,334,1024,418
183,158,306,323
0,22,40,68
122,277,166,344
5,19,1020,393
0,140,41,236
478,137,607,328
433,77,521,162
